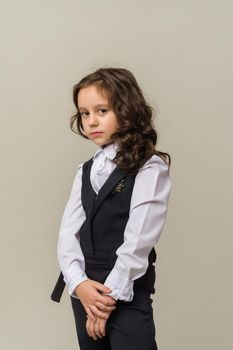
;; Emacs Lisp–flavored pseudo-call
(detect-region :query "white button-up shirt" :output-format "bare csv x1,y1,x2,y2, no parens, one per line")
57,143,172,302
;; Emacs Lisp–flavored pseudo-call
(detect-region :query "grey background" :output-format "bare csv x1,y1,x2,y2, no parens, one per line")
0,1,232,349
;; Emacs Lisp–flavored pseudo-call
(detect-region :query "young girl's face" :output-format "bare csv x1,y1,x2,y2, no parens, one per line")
78,85,120,146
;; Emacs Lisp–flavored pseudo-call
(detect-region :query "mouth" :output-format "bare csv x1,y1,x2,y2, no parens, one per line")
90,131,103,137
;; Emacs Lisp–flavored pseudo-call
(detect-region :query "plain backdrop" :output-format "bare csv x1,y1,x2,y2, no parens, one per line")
0,1,232,349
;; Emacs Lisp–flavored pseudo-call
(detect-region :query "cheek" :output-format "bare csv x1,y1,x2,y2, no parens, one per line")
108,115,120,131
114,119,120,131
80,119,88,134
108,120,118,132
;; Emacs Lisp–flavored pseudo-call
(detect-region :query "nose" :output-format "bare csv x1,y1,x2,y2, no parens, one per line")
88,113,98,127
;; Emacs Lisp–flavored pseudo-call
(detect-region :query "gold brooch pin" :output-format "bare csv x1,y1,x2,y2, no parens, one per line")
112,178,126,193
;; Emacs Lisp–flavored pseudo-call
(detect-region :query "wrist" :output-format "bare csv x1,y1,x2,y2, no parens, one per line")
75,279,89,296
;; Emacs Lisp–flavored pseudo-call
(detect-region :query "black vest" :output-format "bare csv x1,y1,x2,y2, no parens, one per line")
51,158,156,302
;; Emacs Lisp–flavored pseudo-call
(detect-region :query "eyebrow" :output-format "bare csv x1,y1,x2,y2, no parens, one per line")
78,104,109,110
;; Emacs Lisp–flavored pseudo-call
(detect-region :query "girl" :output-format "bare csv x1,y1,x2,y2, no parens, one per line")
51,67,172,350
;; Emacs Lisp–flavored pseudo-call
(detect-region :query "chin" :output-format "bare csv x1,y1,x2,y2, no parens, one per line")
93,140,111,146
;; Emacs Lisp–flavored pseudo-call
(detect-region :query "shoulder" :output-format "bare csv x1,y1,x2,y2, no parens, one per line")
76,157,93,172
71,163,84,184
138,154,170,175
134,154,171,191
131,155,171,203
76,162,84,172
129,155,171,207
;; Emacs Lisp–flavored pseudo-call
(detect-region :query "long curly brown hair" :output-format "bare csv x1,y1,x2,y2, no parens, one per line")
70,67,171,175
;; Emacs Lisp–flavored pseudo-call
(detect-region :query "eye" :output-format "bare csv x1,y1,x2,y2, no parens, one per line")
99,108,108,115
79,111,89,118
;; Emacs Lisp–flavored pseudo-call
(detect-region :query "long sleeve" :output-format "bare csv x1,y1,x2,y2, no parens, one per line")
103,155,172,302
57,164,88,299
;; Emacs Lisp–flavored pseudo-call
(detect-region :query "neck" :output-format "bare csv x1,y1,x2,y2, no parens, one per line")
101,142,113,149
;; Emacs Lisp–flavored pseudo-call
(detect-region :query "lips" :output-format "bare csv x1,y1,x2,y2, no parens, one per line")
90,131,103,136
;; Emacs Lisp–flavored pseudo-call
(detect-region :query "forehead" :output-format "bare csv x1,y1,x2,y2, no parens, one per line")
77,85,110,109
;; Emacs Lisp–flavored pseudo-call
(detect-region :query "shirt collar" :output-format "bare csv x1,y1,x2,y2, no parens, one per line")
93,142,118,162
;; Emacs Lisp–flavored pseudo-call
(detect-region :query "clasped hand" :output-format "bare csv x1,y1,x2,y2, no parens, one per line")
75,279,117,340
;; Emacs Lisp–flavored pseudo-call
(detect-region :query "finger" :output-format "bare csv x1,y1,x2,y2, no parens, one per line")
99,319,106,337
96,294,117,306
89,305,109,320
86,318,96,339
87,318,96,340
93,281,112,294
85,306,96,322
89,319,97,340
94,320,103,338
86,318,91,337
95,301,116,312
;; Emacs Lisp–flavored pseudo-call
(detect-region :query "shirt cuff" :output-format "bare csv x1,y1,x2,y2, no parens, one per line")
65,273,88,300
103,268,134,302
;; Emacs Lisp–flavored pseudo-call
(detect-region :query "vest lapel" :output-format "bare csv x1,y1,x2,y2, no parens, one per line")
93,166,126,217
82,159,98,216
81,159,96,253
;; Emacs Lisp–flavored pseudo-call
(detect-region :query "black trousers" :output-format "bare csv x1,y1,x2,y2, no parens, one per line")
70,286,158,350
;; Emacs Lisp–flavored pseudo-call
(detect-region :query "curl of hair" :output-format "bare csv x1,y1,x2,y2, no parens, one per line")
70,67,171,174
